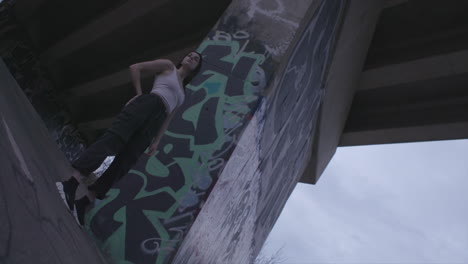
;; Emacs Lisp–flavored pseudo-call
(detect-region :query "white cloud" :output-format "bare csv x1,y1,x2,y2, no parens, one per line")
260,139,468,264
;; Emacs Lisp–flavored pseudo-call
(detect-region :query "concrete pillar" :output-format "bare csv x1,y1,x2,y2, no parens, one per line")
86,0,327,263
173,0,350,262
301,0,384,183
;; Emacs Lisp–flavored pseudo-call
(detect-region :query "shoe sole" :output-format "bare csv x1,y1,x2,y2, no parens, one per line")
56,182,86,228
55,182,75,211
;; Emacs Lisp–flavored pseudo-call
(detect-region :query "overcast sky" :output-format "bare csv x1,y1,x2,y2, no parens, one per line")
259,139,468,264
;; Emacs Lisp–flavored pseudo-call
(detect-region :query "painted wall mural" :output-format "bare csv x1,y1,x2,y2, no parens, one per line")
172,0,347,262
87,0,347,262
86,27,272,263
2,0,346,262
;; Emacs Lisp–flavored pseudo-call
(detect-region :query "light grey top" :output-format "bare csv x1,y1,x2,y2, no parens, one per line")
150,66,184,113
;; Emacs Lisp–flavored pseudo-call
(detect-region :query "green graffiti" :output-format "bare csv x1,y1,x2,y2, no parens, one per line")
88,35,267,264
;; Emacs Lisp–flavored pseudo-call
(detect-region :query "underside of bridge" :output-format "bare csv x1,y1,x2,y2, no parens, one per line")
2,0,468,263
12,0,231,142
305,0,468,184
341,0,468,147
7,0,468,171
7,0,468,168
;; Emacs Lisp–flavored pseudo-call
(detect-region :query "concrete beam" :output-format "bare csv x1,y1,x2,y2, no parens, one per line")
338,32,468,148
364,0,468,69
40,0,170,65
65,44,197,98
340,121,468,146
61,44,198,141
383,0,408,8
360,49,468,91
14,0,47,21
340,57,468,147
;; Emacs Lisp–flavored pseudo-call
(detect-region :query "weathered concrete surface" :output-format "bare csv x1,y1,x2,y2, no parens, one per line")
359,50,468,91
300,0,383,184
173,0,346,262
340,2,468,147
364,0,468,69
0,59,107,264
172,102,265,264
341,70,468,146
84,0,325,262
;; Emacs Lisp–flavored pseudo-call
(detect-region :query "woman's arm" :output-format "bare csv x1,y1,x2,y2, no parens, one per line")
129,59,173,95
146,107,178,155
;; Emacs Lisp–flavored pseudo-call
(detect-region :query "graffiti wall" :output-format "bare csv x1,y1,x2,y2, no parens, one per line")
86,25,273,263
86,0,347,262
2,0,346,262
173,0,347,262
86,0,346,262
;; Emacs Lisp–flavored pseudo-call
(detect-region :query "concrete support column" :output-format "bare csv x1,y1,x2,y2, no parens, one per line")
174,0,350,262
301,0,384,183
83,0,381,263
86,0,317,262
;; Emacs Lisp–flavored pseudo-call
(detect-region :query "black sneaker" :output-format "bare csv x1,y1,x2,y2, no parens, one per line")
61,177,79,211
75,196,91,226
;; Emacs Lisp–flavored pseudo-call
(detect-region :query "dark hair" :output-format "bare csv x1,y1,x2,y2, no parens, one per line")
176,51,203,88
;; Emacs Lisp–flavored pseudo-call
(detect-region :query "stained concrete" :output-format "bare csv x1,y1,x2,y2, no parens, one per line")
340,0,468,148
4,0,468,263
365,0,468,69
0,59,107,264
82,0,321,261
300,0,383,184
173,0,347,262
341,71,468,146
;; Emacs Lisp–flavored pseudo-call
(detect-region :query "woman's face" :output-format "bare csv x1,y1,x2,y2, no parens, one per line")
182,52,201,71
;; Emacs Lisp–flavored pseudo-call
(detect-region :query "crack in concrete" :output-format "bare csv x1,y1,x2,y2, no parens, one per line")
2,117,34,183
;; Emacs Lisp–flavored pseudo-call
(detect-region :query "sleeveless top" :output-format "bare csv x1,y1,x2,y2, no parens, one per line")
150,66,185,114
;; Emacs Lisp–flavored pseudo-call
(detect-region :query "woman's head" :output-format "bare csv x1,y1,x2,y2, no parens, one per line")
177,51,203,86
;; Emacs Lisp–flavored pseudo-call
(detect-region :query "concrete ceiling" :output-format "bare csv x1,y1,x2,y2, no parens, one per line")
364,0,468,69
13,0,468,149
340,0,468,146
14,0,231,142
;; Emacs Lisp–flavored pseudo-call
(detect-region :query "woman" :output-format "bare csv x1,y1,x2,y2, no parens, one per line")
60,51,202,225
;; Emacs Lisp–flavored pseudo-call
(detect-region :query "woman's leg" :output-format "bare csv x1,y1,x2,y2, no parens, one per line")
61,94,160,211
72,94,160,177
73,94,167,225
88,94,167,199
71,132,126,177
74,128,154,225
61,131,124,211
87,128,154,199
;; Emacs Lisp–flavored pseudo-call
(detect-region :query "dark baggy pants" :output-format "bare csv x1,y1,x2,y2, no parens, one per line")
72,94,167,199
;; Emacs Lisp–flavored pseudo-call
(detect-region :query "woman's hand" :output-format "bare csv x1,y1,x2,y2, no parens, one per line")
146,141,159,156
126,94,141,106
145,106,177,156
129,60,172,95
